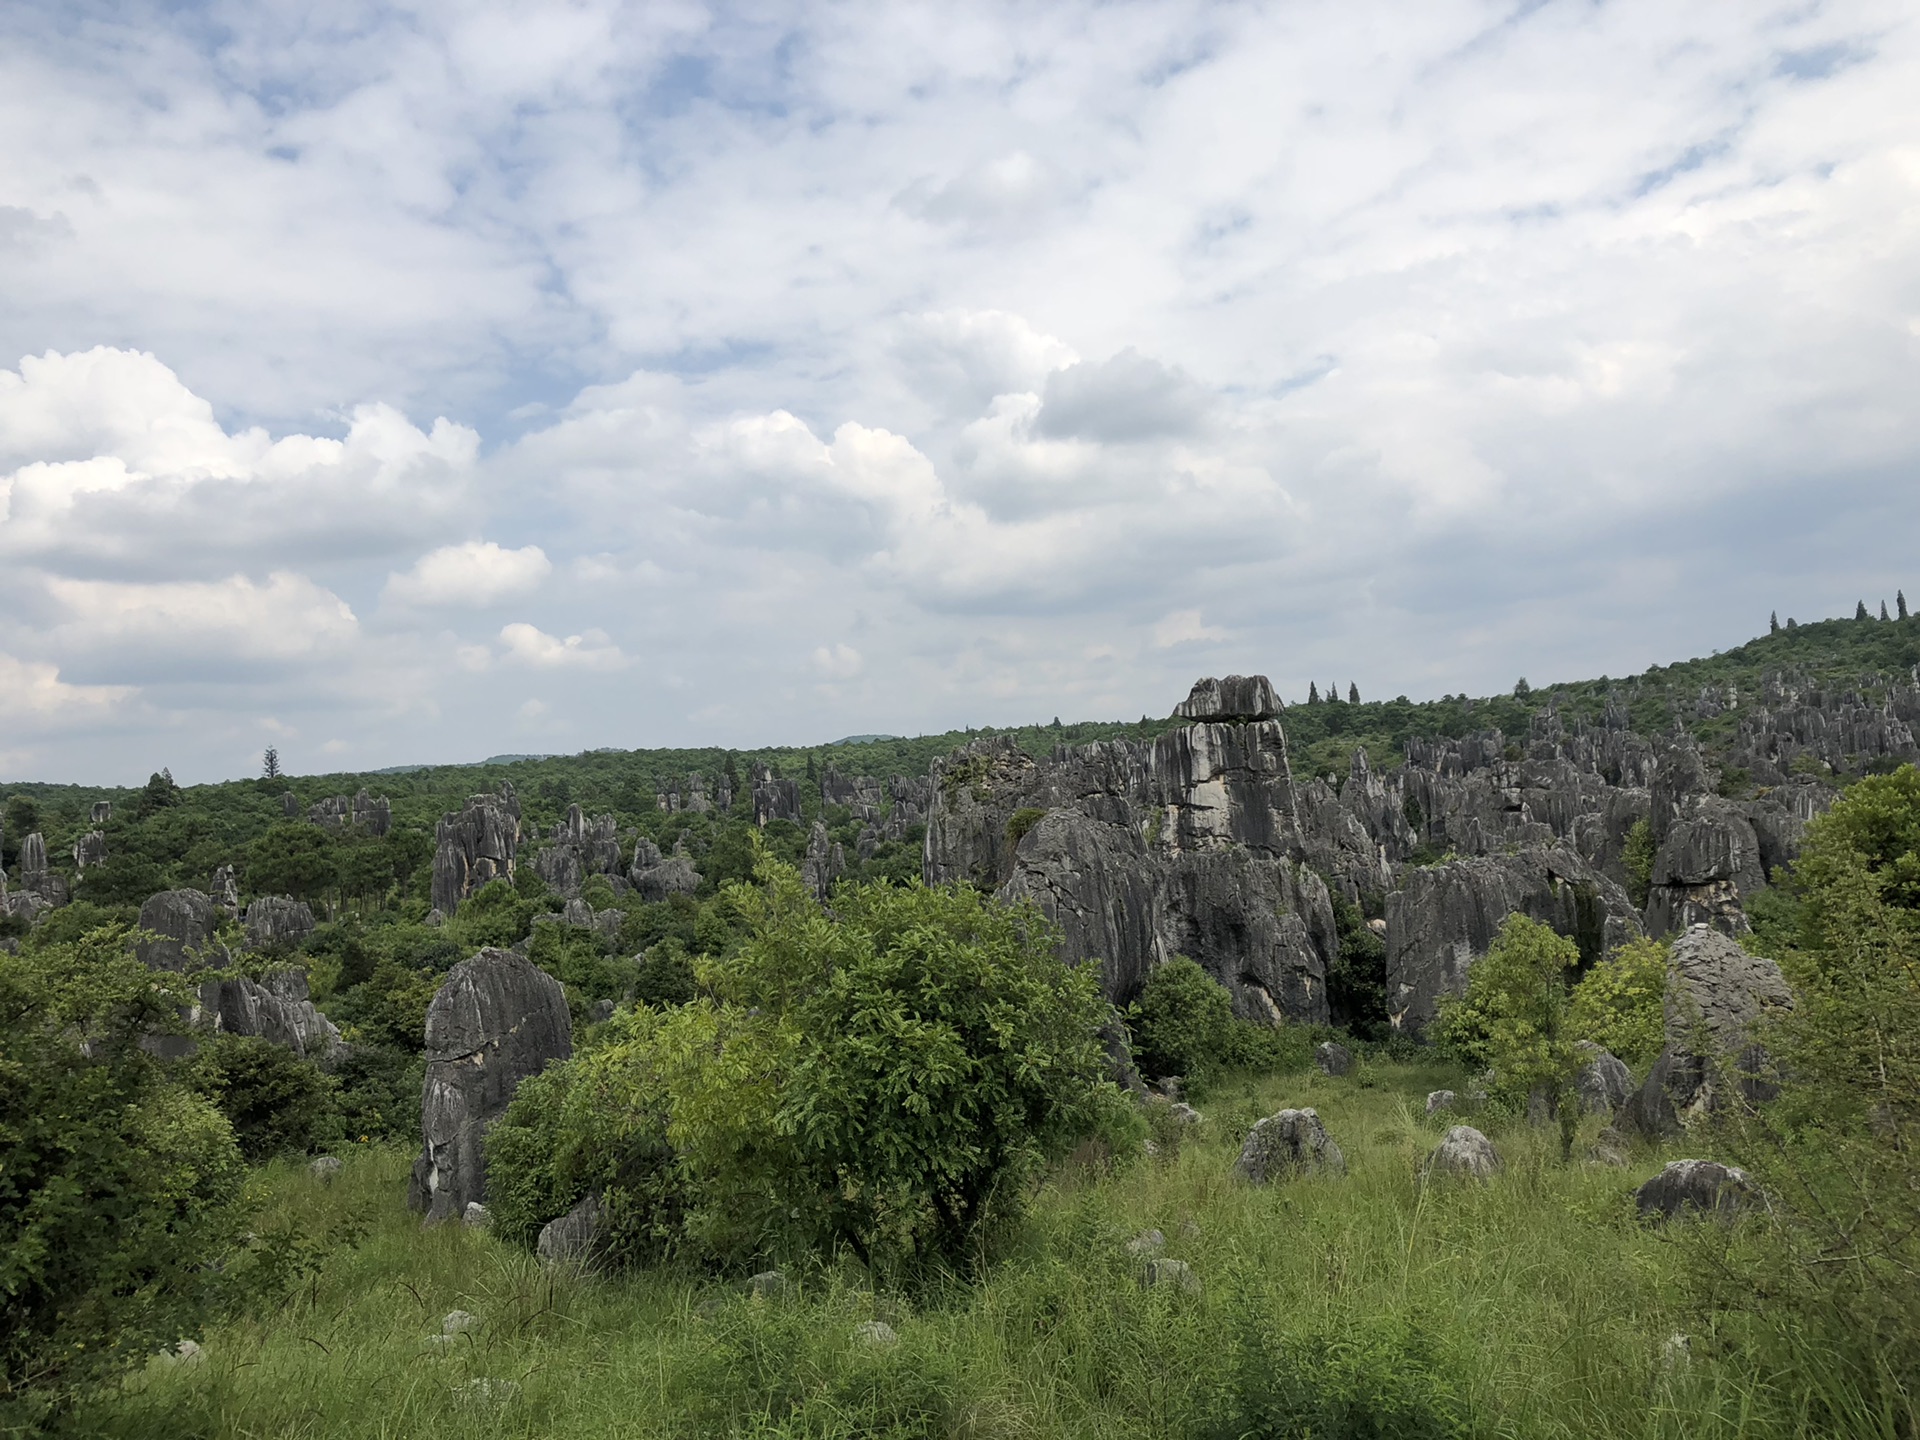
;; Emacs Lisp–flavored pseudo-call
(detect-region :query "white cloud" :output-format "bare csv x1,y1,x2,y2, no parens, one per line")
812,643,863,679
498,622,626,670
384,540,551,608
44,571,359,673
0,652,133,724
1151,610,1227,649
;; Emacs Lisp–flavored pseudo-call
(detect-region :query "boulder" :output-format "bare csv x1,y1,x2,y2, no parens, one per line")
431,786,522,915
1425,1089,1456,1116
631,852,699,902
91,800,113,824
1125,1228,1166,1256
1140,1258,1202,1294
1173,675,1283,722
853,1320,898,1347
1233,1108,1345,1183
1634,1159,1755,1223
1574,1043,1633,1115
197,968,345,1063
1423,1125,1501,1180
209,864,240,918
136,889,218,971
800,820,846,899
244,895,316,951
1315,1041,1354,1077
536,1193,606,1269
309,1156,343,1181
409,948,572,1224
72,830,107,871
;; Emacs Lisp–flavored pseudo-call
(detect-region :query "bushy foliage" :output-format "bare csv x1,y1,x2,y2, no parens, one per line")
182,1033,339,1162
1433,915,1583,1152
443,877,544,950
1129,958,1314,1090
1621,817,1655,910
0,926,249,1417
1326,893,1389,1038
489,856,1132,1278
1566,936,1667,1069
1694,765,1920,1428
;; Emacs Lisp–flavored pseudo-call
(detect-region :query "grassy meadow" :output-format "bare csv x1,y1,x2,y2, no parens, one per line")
75,1059,1840,1440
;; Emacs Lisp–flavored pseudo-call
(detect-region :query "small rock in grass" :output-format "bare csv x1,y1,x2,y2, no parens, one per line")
1587,1127,1631,1167
1234,1108,1345,1183
1168,1101,1202,1127
1141,1258,1202,1295
1315,1041,1354,1077
853,1320,898,1347
536,1194,605,1270
1425,1090,1455,1116
1634,1160,1754,1224
462,1202,491,1229
1178,1218,1201,1241
1661,1333,1691,1370
309,1156,343,1182
158,1338,205,1368
442,1309,481,1335
451,1378,519,1406
749,1269,789,1299
1125,1228,1166,1257
1423,1126,1501,1180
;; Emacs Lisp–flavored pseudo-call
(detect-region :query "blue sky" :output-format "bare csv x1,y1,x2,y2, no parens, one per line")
2,0,1916,783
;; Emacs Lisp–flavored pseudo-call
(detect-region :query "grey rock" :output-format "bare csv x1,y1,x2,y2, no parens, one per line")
309,1156,343,1181
280,791,301,819
1634,1159,1755,1223
463,1202,492,1229
450,1378,519,1406
1426,1089,1456,1115
536,1193,605,1269
749,1269,789,1299
1125,1228,1166,1256
1574,1043,1633,1114
588,998,615,1023
18,833,66,906
1141,1257,1202,1294
1315,1041,1354,1077
1173,674,1283,722
1665,924,1792,1055
136,889,218,971
442,1309,481,1334
91,800,113,824
1423,1125,1502,1180
198,967,345,1064
209,864,240,918
410,948,571,1224
853,1320,898,1347
630,852,699,902
1234,1108,1345,1183
1000,809,1165,1001
244,895,316,951
72,830,107,871
800,820,845,899
751,763,801,827
1384,846,1639,1037
431,785,522,916
534,805,624,895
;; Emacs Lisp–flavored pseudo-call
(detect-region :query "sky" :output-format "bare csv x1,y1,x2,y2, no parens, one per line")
2,0,1917,785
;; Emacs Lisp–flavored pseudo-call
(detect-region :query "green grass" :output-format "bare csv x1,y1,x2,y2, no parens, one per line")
72,1060,1844,1440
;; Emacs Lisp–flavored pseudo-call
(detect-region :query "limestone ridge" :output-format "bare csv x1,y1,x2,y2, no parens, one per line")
924,675,1337,1024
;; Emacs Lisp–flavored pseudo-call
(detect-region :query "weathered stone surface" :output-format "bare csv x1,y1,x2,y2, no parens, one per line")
533,805,624,895
800,821,846,899
198,967,345,1063
1424,1125,1501,1180
308,789,392,837
409,948,571,1224
853,1320,898,1347
310,1156,343,1181
1234,1108,1345,1182
245,895,316,951
1426,1089,1456,1115
1665,923,1792,1054
431,785,522,915
91,800,113,824
209,864,240,918
1000,810,1165,1000
536,1193,606,1269
136,889,218,971
1384,845,1639,1037
1315,1041,1353,1077
1126,1228,1166,1256
751,763,801,827
18,833,65,906
1574,1043,1633,1115
1141,1257,1202,1294
1634,1159,1754,1223
630,847,699,902
1173,675,1282,722
749,1270,789,1299
1158,851,1333,1024
72,830,107,871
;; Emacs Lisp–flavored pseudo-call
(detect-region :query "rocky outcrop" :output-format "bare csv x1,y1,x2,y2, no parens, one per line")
533,805,624,895
629,838,699,902
1315,1041,1353,1077
90,801,112,824
1233,1108,1344,1182
210,864,240,918
1424,1125,1502,1179
431,784,522,915
309,790,391,836
536,1194,606,1270
1000,810,1165,1001
136,889,219,971
1622,925,1791,1139
244,895,316,951
17,833,66,906
409,948,572,1224
197,967,344,1064
72,830,107,871
751,763,801,827
1384,845,1639,1036
1174,674,1282,722
800,821,845,899
1574,1043,1633,1115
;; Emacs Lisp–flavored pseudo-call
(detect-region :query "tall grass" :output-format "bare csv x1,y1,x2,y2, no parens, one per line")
76,1062,1843,1439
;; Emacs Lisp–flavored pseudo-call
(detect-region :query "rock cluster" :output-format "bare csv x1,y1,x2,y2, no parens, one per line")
244,895,317,951
136,889,220,971
431,784,522,915
1634,1159,1755,1223
410,948,572,1224
308,789,392,836
801,821,846,899
751,762,801,827
630,837,700,901
197,968,345,1064
532,804,625,895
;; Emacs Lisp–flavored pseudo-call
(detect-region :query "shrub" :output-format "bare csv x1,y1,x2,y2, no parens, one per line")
1130,958,1235,1084
1006,806,1047,846
0,925,249,1419
1566,936,1667,1069
444,878,541,949
1326,894,1389,1039
488,856,1130,1278
1433,915,1583,1153
633,939,697,1007
1621,818,1655,909
182,1033,339,1162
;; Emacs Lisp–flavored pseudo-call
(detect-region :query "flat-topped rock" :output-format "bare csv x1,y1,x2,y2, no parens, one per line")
1173,675,1282,722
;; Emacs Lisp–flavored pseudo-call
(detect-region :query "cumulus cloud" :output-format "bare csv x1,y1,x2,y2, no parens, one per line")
813,643,863,679
384,540,552,607
1034,350,1210,443
0,652,133,724
498,622,626,670
1151,610,1227,649
43,572,359,679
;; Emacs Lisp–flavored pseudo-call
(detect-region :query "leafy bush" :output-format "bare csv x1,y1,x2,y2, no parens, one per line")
633,938,697,1007
1621,818,1655,909
1566,936,1667,1069
183,1033,339,1162
0,925,249,1418
1326,894,1389,1038
1130,958,1313,1088
488,857,1131,1278
444,878,542,949
1693,765,1920,1428
1433,915,1583,1152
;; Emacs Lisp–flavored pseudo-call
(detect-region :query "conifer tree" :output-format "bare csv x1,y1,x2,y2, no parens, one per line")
262,745,280,780
1857,600,1870,620
1901,590,1910,620
1770,611,1779,635
1881,600,1891,621
1348,683,1360,704
1308,682,1320,705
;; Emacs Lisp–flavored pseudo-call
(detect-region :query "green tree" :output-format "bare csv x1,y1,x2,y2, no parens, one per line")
1433,915,1584,1155
0,925,248,1419
1566,937,1667,1069
1129,957,1236,1084
1621,818,1655,909
183,1034,339,1163
246,823,340,905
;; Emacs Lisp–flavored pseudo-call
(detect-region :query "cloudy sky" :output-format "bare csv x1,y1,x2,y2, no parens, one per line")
3,0,1916,783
